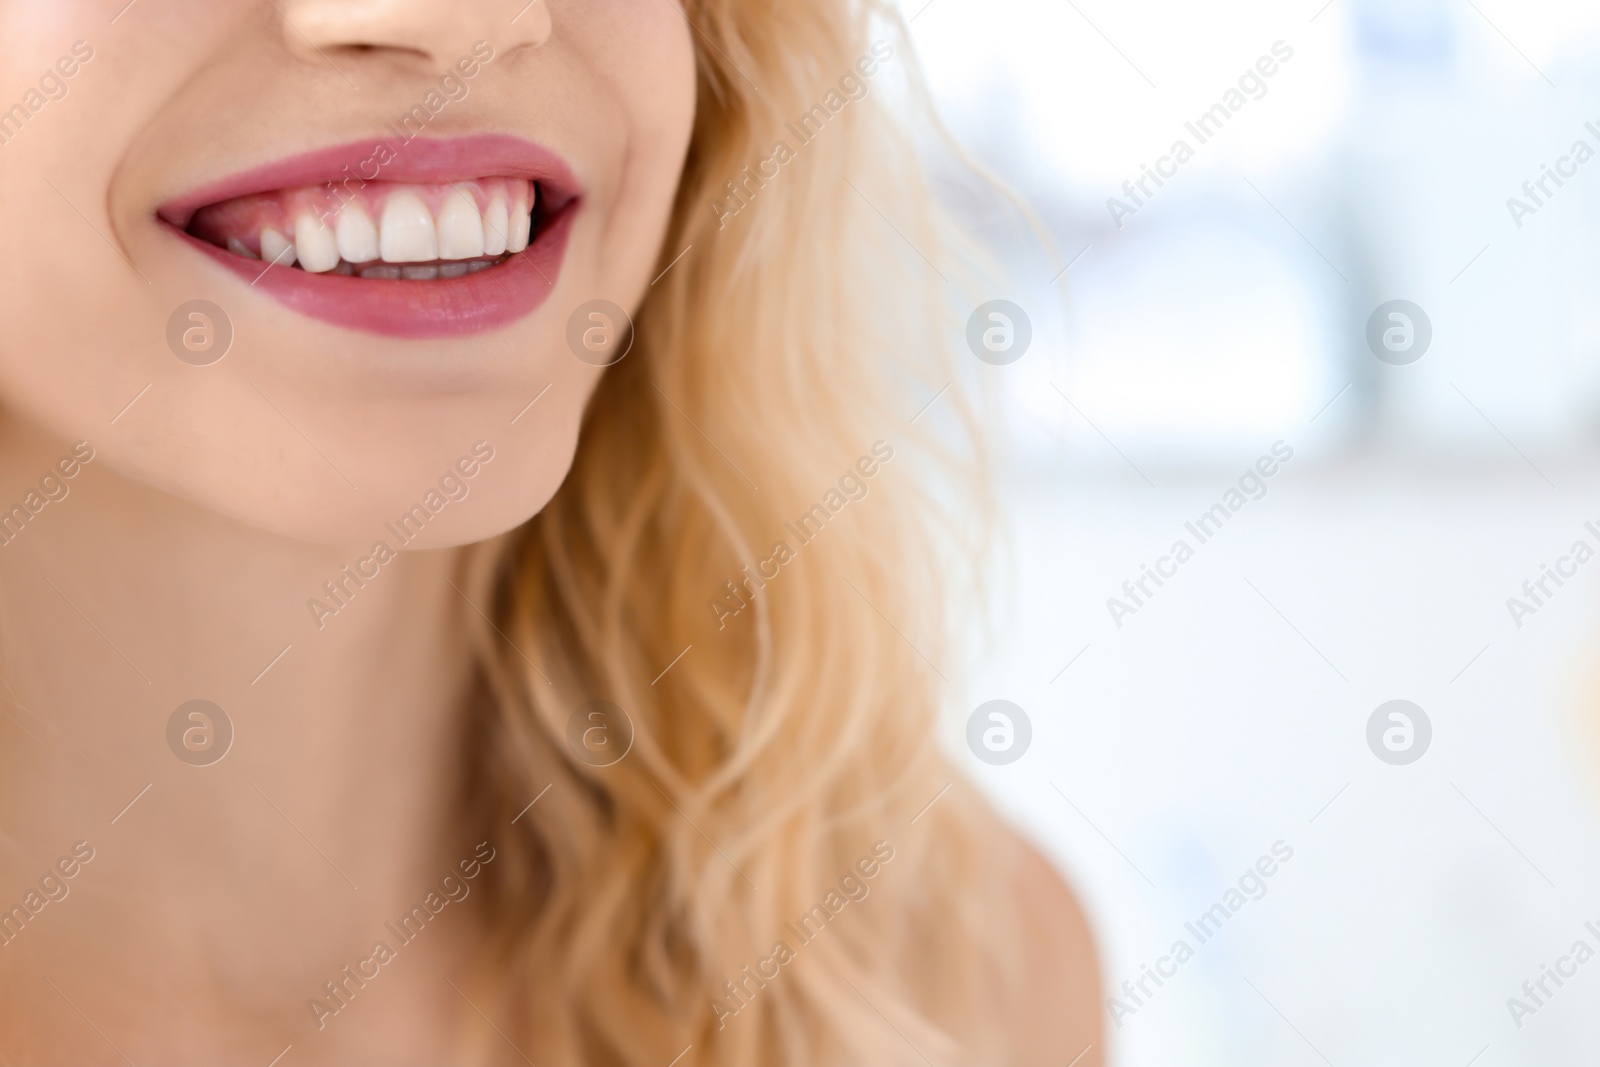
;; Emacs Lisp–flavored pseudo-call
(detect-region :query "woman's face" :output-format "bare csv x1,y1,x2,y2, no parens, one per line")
0,0,695,546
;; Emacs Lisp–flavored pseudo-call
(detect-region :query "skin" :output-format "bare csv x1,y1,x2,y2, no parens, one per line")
0,1,1100,1063
0,2,695,1064
1004,835,1104,1067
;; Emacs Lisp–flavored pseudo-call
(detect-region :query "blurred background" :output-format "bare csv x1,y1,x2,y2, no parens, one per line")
909,0,1600,1062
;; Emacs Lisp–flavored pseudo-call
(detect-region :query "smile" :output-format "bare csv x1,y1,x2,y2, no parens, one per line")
158,134,581,339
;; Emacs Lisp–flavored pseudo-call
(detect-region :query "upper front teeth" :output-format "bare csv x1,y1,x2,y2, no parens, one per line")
483,194,509,256
335,206,379,264
379,191,438,265
436,189,486,260
227,181,536,274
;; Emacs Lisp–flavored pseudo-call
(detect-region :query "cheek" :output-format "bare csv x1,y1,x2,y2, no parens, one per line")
0,5,274,524
613,29,697,253
549,2,697,314
0,82,162,492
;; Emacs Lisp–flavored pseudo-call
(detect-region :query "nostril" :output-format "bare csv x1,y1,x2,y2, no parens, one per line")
277,0,552,75
325,42,433,65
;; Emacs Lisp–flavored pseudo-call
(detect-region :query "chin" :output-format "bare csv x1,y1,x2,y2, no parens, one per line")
96,412,580,551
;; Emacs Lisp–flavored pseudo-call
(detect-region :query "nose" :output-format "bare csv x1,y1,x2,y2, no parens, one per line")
277,0,551,75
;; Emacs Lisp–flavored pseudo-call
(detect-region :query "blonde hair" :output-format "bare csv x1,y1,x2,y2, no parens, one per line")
458,3,1025,1062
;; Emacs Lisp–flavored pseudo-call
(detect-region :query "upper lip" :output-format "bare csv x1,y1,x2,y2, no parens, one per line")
154,133,583,339
156,133,581,229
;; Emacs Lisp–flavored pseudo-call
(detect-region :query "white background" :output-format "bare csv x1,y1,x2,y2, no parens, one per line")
909,0,1600,1062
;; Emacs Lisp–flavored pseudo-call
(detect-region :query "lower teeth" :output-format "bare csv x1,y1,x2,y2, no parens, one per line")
347,257,502,280
225,250,507,279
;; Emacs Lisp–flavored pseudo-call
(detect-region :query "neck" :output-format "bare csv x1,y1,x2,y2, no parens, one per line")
0,415,487,1060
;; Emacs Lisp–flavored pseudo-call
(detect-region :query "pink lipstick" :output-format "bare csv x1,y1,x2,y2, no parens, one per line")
158,135,581,338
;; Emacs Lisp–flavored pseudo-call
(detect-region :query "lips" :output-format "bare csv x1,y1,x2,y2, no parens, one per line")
158,135,581,338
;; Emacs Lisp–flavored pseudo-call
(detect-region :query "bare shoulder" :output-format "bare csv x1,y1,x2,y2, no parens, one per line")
996,829,1104,1067
891,812,1104,1065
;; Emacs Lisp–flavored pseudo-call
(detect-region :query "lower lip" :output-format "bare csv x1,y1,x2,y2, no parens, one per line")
169,200,576,339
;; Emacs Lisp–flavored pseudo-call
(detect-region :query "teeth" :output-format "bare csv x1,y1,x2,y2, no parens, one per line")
294,212,340,273
507,189,531,253
379,191,438,263
437,189,486,260
335,204,380,263
260,228,296,267
483,194,509,256
213,183,535,276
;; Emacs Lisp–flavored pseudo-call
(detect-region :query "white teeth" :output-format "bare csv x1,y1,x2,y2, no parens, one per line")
437,189,486,260
507,189,531,253
335,204,380,263
231,184,532,275
260,228,296,267
482,194,509,256
294,212,340,273
379,191,438,263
